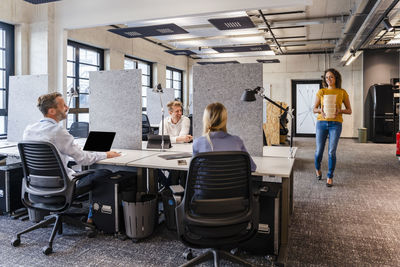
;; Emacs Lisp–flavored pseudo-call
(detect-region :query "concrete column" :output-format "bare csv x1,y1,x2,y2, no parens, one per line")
105,49,124,70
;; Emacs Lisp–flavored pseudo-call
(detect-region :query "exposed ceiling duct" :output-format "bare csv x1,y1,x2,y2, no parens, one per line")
334,0,400,63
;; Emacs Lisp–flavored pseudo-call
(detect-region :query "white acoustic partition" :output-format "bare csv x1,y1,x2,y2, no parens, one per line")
90,70,142,149
8,75,48,142
146,88,174,126
193,63,263,156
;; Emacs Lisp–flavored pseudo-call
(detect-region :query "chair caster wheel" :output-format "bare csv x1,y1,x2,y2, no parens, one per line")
11,238,20,247
42,246,52,255
87,230,96,238
183,249,194,260
230,248,240,256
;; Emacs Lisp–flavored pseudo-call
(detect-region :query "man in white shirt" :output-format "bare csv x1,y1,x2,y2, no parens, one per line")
23,92,120,222
159,100,192,143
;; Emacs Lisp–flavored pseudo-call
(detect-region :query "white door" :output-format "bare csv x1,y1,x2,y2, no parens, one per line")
292,80,321,136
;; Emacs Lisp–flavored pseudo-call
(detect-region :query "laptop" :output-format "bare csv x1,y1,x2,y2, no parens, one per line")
83,131,116,152
146,134,171,149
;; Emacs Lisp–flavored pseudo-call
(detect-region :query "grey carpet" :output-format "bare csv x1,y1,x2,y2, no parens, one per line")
0,137,399,266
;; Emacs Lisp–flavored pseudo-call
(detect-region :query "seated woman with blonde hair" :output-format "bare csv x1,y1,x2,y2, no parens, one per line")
192,102,257,172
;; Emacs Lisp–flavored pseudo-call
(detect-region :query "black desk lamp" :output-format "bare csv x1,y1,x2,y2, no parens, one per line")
241,86,295,158
67,87,79,109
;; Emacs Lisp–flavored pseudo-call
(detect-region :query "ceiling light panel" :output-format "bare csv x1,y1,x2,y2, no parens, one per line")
24,0,60,3
257,59,280,63
164,50,197,56
212,44,271,53
208,16,255,30
109,24,188,38
197,61,240,65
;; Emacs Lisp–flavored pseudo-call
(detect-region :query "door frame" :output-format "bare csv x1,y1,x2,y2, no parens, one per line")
291,79,322,137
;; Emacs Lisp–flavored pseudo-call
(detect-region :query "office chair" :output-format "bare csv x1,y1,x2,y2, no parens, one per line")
176,151,259,267
11,141,96,255
68,121,89,138
142,114,153,141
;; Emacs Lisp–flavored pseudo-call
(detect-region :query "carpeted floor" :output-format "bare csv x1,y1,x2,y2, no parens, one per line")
0,137,399,266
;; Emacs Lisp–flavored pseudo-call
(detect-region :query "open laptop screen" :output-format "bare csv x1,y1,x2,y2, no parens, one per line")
83,131,116,152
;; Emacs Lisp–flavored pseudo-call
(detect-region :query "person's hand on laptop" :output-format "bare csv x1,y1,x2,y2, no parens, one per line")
177,135,193,143
106,151,121,158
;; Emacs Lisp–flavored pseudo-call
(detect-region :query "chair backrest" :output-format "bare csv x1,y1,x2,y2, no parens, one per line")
176,151,258,248
68,122,89,138
18,141,75,212
142,114,152,140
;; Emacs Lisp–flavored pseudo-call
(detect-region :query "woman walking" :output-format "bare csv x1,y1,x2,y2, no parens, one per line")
313,68,352,187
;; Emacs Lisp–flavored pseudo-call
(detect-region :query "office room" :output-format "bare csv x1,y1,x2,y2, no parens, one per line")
0,0,399,266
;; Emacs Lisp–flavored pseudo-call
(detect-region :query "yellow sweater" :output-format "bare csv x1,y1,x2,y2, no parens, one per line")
316,88,349,123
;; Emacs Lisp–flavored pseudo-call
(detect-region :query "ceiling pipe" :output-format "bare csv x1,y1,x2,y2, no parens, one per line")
258,9,284,55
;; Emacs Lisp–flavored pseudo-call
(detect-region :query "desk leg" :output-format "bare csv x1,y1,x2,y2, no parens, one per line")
290,170,294,214
147,168,157,194
137,168,146,193
281,176,289,245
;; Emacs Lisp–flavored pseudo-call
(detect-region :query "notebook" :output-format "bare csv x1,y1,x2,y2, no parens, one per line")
147,134,171,149
83,131,116,152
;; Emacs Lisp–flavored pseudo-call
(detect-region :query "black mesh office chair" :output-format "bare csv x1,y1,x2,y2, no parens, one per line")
11,141,96,255
68,122,89,138
176,151,259,267
142,114,152,141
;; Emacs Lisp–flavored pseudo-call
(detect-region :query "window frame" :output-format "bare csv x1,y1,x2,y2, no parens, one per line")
67,40,104,127
124,55,153,112
0,21,15,138
166,66,183,103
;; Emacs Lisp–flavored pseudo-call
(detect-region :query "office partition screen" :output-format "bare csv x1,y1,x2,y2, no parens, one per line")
193,63,263,156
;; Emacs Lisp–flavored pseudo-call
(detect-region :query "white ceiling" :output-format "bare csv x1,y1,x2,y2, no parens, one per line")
49,0,400,63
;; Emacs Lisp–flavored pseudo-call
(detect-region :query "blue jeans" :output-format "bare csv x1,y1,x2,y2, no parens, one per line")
314,121,342,179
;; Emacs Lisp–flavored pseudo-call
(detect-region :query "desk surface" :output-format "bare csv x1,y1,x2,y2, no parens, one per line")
263,146,298,158
96,149,160,166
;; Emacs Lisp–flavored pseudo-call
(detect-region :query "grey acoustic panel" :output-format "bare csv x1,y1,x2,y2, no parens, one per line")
146,88,175,126
193,63,263,156
208,16,255,30
108,24,188,38
89,70,142,149
8,75,48,142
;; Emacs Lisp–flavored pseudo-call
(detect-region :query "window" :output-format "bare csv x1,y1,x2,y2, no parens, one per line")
166,67,183,102
67,40,104,128
0,22,14,138
124,56,152,112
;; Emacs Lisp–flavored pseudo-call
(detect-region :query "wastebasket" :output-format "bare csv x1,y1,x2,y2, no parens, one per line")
358,128,367,143
122,194,157,240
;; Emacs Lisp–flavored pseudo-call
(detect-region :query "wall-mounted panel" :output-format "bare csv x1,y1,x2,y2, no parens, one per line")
8,75,48,142
90,70,142,149
146,88,175,126
193,63,263,156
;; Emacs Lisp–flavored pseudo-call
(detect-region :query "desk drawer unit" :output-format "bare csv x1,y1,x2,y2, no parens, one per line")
0,163,24,214
241,181,281,256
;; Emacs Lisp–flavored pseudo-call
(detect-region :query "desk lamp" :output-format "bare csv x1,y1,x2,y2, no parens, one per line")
67,87,79,109
241,86,295,158
152,83,166,151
